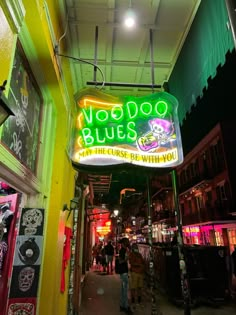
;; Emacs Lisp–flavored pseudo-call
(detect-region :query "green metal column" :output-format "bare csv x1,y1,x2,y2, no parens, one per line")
146,174,161,315
171,169,191,315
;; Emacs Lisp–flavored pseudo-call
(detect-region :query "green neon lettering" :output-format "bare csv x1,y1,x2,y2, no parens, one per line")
127,121,137,141
140,102,152,117
95,128,106,143
155,100,168,117
96,109,108,123
117,125,126,140
82,128,94,145
105,127,115,140
82,107,93,125
126,101,138,120
111,105,123,122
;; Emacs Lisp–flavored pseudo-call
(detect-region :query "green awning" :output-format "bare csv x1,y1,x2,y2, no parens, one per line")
169,0,234,124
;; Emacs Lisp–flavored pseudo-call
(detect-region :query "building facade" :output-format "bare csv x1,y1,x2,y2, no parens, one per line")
177,121,236,253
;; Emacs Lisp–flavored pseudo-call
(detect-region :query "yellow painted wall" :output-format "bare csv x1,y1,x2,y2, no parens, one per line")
0,1,77,314
21,2,76,314
0,6,16,92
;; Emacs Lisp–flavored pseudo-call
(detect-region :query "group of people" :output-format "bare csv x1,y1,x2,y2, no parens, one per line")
92,240,115,274
92,238,145,314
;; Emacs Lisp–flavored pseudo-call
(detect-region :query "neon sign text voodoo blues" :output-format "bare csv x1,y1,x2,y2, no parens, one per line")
71,89,183,168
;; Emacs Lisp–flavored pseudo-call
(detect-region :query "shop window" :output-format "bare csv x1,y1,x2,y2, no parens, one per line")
228,229,236,252
185,167,190,182
180,202,185,216
215,230,224,246
210,140,224,173
187,199,192,214
0,42,42,174
195,194,203,211
194,158,200,177
206,190,212,202
189,163,195,179
202,150,210,176
205,190,213,209
216,183,227,201
180,171,185,186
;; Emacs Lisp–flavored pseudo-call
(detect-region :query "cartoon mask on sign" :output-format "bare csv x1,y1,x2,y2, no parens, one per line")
137,118,174,152
18,267,35,292
22,209,43,234
149,118,173,141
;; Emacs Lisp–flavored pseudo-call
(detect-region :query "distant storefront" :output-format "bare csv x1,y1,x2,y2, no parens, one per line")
182,221,236,253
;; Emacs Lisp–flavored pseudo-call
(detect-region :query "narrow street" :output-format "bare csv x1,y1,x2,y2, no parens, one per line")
79,266,236,315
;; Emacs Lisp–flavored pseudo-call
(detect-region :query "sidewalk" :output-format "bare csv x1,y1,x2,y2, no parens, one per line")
79,266,236,315
79,266,153,315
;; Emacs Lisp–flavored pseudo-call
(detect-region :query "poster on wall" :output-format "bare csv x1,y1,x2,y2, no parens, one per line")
7,208,45,307
13,235,43,266
0,194,20,315
7,297,37,315
9,265,40,298
0,43,42,174
18,208,44,236
71,88,183,169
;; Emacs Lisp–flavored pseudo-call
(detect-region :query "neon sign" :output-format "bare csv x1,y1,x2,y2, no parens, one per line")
71,88,183,168
96,221,111,236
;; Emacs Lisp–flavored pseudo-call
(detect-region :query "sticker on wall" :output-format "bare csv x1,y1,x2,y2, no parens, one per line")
19,208,44,236
7,297,36,315
7,208,45,310
9,265,40,298
71,88,183,168
13,236,42,266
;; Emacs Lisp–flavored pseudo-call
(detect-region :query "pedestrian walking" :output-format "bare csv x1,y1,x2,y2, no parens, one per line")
95,242,102,270
118,237,133,314
92,243,98,266
128,243,145,308
231,246,236,277
104,240,114,274
100,244,107,272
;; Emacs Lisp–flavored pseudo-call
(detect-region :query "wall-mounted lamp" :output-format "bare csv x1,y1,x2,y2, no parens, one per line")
0,80,14,126
63,197,80,219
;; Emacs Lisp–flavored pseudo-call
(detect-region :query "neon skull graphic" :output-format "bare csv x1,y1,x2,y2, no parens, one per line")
137,118,174,152
149,118,174,143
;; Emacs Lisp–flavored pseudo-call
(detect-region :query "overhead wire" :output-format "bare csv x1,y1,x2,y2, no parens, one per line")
55,52,106,90
55,6,105,91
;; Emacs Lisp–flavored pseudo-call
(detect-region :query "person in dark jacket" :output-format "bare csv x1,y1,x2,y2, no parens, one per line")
100,244,107,272
118,238,133,314
232,246,236,277
104,240,114,274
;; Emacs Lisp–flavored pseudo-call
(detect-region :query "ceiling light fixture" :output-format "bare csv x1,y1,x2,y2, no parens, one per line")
124,0,135,28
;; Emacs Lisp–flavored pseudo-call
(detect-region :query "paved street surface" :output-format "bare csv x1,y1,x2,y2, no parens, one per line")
79,266,236,315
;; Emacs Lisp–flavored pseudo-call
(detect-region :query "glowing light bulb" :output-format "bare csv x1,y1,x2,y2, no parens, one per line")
125,16,135,28
124,9,136,28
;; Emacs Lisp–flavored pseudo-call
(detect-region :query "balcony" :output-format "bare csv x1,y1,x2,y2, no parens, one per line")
179,175,212,195
179,163,226,195
152,209,176,225
182,203,232,226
